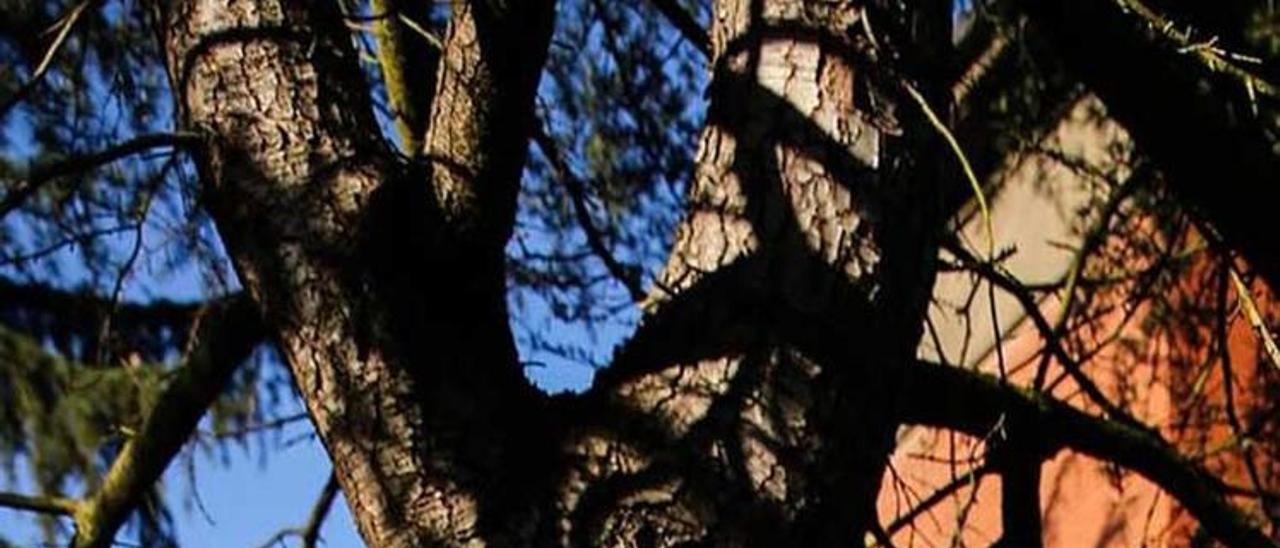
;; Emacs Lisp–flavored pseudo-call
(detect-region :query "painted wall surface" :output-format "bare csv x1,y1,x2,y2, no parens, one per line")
880,97,1279,546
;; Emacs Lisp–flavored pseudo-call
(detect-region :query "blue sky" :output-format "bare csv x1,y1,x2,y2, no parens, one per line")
0,409,365,547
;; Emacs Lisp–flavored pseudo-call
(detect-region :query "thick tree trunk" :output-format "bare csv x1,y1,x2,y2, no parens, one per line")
558,1,947,544
153,1,554,545
155,0,945,545
155,2,452,544
33,0,1272,545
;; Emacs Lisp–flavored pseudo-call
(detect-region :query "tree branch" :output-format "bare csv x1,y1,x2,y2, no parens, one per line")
648,0,710,56
992,447,1044,547
0,0,96,120
0,277,225,364
301,473,341,548
900,360,1275,548
255,472,340,548
369,0,439,156
531,123,646,303
885,463,995,536
0,491,80,517
0,132,203,219
941,238,1148,431
1017,0,1280,290
153,1,554,543
424,0,558,246
70,296,265,548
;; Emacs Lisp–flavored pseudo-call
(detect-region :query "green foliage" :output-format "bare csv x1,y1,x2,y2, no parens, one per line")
0,324,167,540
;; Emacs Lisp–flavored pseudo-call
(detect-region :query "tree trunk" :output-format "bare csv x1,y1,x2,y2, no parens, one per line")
154,0,947,545
557,0,947,544
152,1,553,545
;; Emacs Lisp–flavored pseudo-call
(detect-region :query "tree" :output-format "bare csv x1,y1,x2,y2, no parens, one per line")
1,0,1278,546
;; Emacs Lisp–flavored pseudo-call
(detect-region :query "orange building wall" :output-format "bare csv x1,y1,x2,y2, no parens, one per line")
877,96,1279,546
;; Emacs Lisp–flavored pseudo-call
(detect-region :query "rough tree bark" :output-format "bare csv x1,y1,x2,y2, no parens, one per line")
137,0,1278,546
559,0,949,544
152,0,556,544
149,0,952,545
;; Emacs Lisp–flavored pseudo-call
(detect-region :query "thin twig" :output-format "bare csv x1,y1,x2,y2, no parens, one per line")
395,12,443,51
944,238,1150,432
1,132,203,219
203,412,310,440
886,464,995,535
255,472,341,548
1214,262,1280,531
301,473,341,548
1228,267,1280,373
0,0,95,119
647,0,710,56
1114,0,1279,100
0,491,80,516
1031,166,1146,388
532,122,647,303
901,82,993,261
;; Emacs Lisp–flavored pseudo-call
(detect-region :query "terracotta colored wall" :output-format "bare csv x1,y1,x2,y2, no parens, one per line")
879,97,1279,546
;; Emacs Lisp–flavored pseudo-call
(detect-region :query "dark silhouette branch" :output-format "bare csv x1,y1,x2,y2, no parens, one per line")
531,123,647,303
256,472,341,548
648,0,710,55
992,446,1044,547
1030,164,1148,389
1017,0,1280,290
901,360,1275,548
0,132,203,219
0,277,235,365
884,463,995,535
941,238,1148,431
300,473,341,548
203,412,310,441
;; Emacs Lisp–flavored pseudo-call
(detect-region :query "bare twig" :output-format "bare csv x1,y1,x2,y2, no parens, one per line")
301,473,341,548
256,472,341,548
1229,267,1280,373
0,491,80,516
1031,166,1147,388
943,238,1150,432
647,0,710,56
886,464,995,535
1214,263,1280,532
0,0,95,119
0,132,203,219
0,224,138,268
203,412,310,440
902,360,1274,548
532,123,647,303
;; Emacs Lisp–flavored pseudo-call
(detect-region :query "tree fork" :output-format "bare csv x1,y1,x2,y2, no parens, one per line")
151,0,556,544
